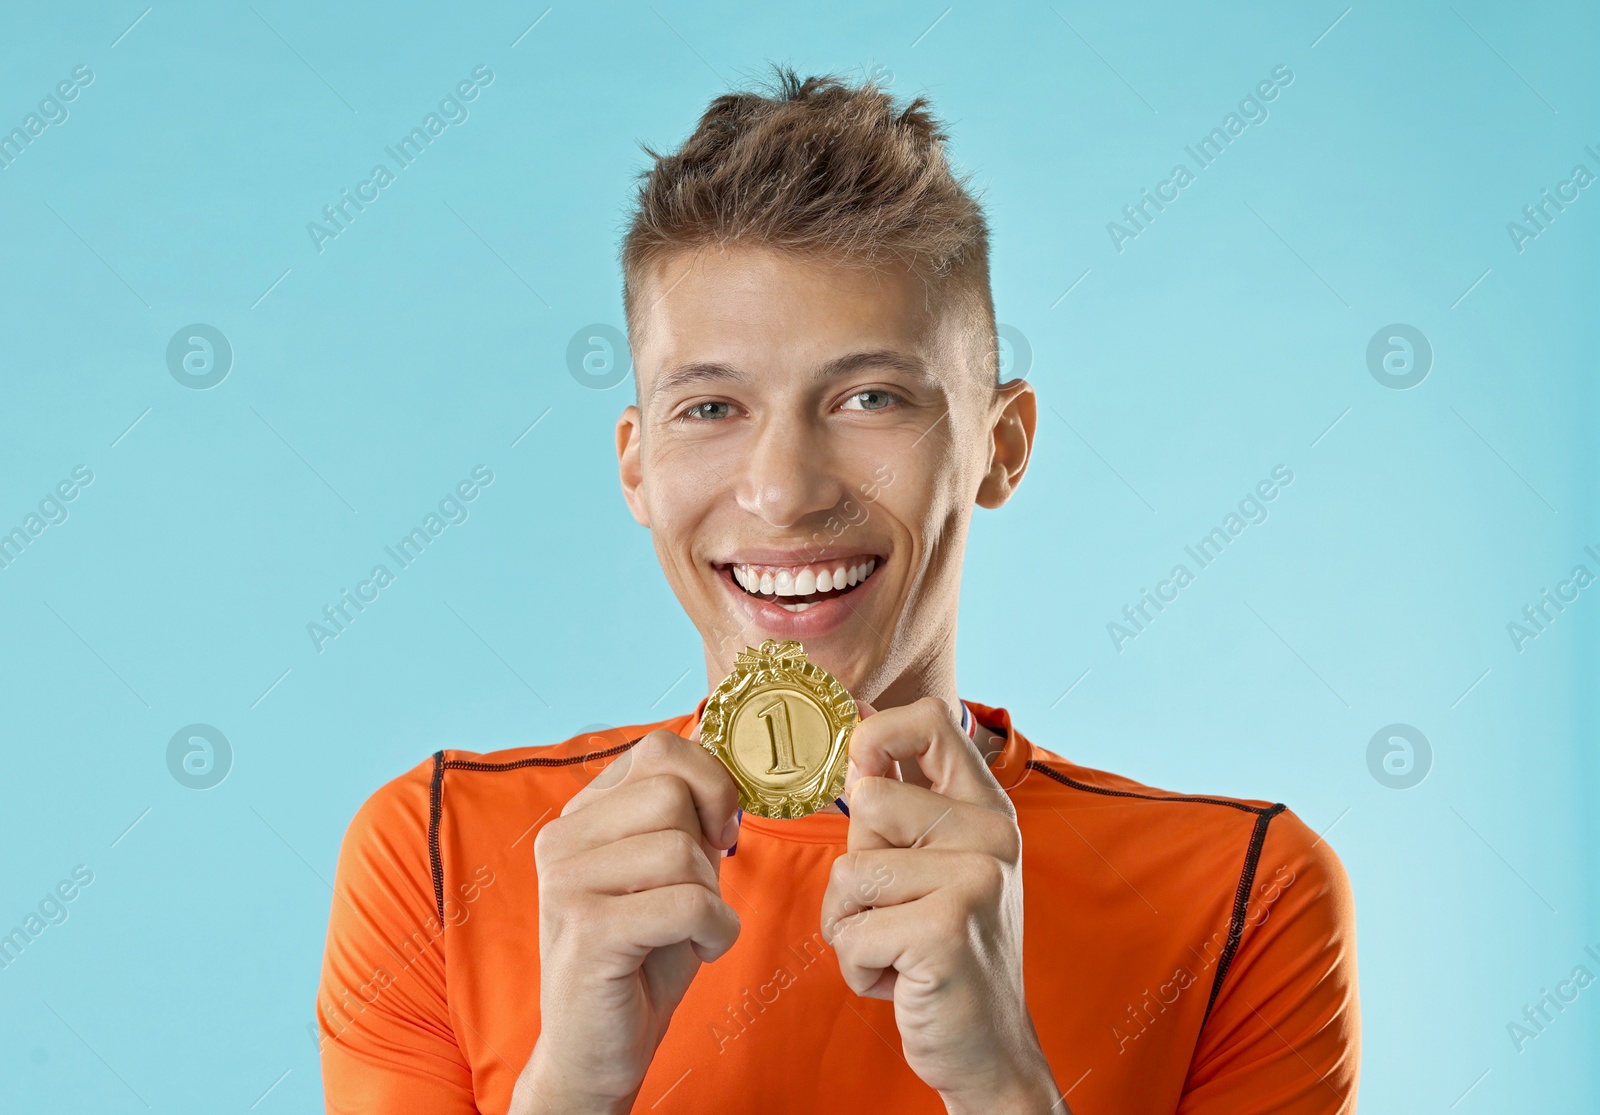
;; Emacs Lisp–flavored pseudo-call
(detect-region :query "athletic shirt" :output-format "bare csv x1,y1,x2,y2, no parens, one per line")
317,702,1359,1113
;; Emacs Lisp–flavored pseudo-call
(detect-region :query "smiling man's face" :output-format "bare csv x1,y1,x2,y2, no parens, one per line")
617,244,1034,704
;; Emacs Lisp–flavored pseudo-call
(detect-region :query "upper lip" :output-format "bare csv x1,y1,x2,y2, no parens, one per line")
713,547,885,567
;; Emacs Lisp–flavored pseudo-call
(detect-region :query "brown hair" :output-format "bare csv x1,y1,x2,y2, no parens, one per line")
620,65,994,361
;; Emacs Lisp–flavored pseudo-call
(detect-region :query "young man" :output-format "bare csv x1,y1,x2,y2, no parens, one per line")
318,70,1359,1114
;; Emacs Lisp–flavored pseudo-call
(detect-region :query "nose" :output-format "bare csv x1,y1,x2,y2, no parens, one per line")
735,412,847,528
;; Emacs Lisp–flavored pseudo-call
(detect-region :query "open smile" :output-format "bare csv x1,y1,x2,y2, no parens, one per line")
728,557,879,612
713,553,884,638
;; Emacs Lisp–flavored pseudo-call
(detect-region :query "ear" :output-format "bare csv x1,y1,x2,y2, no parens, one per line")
616,405,651,527
976,378,1035,509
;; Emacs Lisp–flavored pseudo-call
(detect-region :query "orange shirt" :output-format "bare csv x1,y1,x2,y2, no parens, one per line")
318,702,1359,1113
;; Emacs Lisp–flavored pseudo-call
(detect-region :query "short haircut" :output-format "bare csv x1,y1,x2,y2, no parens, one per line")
620,65,995,373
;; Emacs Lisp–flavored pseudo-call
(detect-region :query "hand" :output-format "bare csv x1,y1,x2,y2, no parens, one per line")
511,730,743,1115
821,698,1063,1115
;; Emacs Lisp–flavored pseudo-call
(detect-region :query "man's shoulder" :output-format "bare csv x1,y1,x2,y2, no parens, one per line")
1019,745,1281,818
1013,741,1347,907
1017,739,1344,876
1012,740,1355,1012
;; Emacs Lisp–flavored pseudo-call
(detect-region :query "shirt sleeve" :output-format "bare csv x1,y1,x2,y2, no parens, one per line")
317,758,480,1115
1176,808,1361,1114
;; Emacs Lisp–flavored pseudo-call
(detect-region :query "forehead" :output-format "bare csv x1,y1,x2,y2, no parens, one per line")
630,245,949,391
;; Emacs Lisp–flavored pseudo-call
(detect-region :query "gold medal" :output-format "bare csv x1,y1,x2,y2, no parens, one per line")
699,639,858,819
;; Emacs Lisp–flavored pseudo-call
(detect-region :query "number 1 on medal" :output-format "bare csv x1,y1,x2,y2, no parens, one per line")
756,698,802,775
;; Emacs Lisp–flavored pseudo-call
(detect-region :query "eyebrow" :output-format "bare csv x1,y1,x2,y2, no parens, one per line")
649,349,934,402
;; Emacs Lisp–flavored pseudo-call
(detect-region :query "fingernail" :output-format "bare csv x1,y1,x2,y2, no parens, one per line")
720,811,741,847
844,757,860,797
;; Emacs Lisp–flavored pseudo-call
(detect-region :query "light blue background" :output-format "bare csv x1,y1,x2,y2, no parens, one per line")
1,1,1595,1111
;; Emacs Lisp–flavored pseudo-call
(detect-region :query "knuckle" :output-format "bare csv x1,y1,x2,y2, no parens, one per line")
850,776,889,814
673,884,714,922
531,816,565,864
668,827,705,870
828,850,861,888
915,695,954,726
642,772,693,815
634,729,680,765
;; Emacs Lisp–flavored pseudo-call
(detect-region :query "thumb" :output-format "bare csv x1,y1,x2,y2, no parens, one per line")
844,699,899,798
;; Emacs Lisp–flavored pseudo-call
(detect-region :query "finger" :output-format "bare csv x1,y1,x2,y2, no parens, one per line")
541,773,707,863
577,828,721,896
829,895,955,999
845,776,1014,855
610,882,741,963
566,729,741,848
820,848,961,938
847,697,1008,811
845,700,902,792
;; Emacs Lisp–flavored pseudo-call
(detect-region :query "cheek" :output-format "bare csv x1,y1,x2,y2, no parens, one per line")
646,442,728,511
643,445,736,563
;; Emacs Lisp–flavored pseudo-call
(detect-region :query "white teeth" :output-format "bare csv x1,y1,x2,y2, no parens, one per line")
730,559,878,600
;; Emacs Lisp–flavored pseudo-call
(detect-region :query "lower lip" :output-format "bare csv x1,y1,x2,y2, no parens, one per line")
718,567,880,640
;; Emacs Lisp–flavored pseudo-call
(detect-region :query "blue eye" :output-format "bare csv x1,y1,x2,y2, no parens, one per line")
842,390,897,411
684,401,733,421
